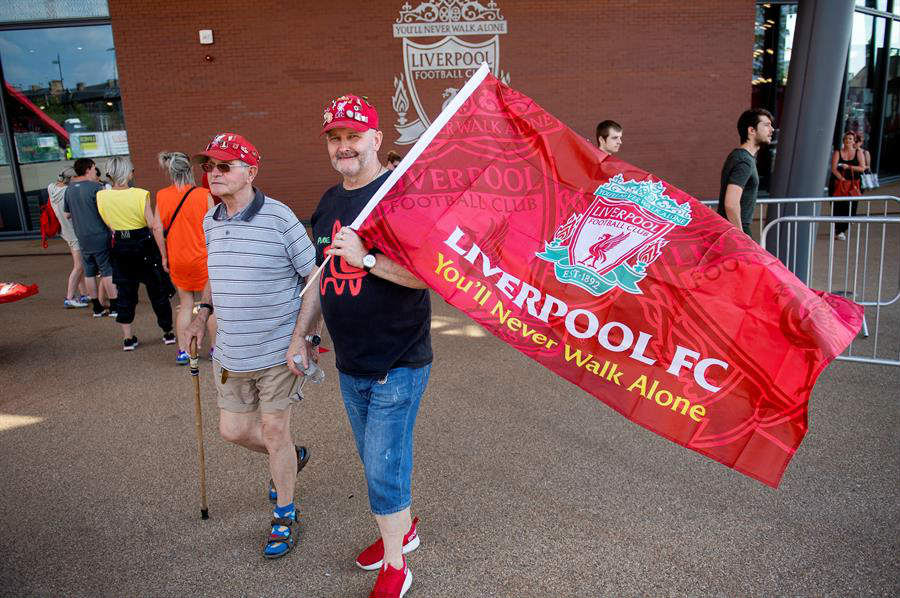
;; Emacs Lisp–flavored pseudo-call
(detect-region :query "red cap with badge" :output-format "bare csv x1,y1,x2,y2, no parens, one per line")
194,132,261,166
321,94,379,134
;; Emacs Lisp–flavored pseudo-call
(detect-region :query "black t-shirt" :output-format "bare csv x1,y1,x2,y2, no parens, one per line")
311,171,433,377
716,148,758,235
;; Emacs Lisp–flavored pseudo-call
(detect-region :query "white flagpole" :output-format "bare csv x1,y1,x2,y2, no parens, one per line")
300,62,492,298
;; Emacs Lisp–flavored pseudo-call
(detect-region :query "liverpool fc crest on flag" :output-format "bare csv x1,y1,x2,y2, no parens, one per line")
536,174,693,296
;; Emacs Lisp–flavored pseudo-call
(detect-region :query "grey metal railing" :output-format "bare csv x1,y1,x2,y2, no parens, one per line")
700,195,900,367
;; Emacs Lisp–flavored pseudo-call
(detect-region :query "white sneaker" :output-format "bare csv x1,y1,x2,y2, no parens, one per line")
63,298,89,308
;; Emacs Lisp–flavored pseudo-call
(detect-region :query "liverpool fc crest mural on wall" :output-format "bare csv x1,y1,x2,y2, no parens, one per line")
392,0,511,144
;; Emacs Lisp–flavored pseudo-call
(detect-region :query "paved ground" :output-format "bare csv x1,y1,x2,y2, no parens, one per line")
0,240,898,598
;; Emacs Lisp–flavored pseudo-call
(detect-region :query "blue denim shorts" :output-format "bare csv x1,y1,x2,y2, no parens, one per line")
339,364,431,516
82,247,112,277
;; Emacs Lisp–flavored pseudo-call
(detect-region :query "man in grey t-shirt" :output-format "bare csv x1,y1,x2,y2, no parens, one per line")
64,158,117,316
717,109,774,237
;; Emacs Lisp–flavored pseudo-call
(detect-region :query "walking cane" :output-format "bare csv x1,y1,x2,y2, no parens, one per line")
190,338,210,520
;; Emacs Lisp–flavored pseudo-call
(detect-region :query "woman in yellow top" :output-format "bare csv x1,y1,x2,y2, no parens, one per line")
97,156,175,352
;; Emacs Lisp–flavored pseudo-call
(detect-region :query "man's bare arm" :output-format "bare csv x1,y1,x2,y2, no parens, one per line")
365,253,427,289
329,227,427,289
286,273,324,375
185,281,213,348
723,184,745,231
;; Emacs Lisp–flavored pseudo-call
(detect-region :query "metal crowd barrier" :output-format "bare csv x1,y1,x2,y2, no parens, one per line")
700,195,900,367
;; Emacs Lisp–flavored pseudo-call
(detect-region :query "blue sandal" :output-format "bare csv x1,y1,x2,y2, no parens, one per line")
263,513,299,559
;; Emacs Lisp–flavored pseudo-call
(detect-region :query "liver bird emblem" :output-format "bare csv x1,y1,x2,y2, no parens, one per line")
578,232,629,269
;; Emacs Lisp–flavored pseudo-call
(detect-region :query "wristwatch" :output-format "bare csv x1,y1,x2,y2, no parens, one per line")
304,334,321,347
199,302,214,314
362,253,377,272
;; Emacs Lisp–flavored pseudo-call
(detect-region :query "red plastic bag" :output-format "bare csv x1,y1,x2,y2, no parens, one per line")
0,282,39,303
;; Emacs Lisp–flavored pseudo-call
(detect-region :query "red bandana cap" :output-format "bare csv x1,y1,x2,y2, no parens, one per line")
194,132,261,167
321,94,379,135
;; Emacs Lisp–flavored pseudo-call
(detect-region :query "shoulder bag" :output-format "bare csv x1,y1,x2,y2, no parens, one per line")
163,186,198,239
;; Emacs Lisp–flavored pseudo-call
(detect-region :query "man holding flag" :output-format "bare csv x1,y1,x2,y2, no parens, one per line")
288,95,431,598
349,64,860,492
281,66,857,596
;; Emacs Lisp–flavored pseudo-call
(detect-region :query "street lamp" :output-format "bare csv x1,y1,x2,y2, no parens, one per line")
51,52,63,88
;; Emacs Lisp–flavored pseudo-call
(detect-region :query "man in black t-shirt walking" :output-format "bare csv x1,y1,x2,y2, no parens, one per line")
717,108,774,237
288,95,431,598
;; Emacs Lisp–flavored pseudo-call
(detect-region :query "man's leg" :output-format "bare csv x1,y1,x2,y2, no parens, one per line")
338,372,369,462
257,366,304,559
376,509,413,569
84,275,98,299
81,252,100,309
97,246,117,312
356,365,430,578
102,276,117,303
257,365,303,506
261,408,297,507
218,409,267,453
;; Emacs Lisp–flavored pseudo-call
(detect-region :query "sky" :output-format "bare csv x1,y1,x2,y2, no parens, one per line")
0,25,117,91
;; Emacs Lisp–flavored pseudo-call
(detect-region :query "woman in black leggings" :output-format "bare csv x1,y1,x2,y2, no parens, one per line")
96,157,175,351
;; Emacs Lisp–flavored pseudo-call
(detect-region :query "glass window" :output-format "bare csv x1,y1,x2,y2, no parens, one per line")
880,21,900,176
856,0,888,11
752,3,797,117
841,14,885,152
0,117,21,233
0,24,127,232
0,1,108,24
752,4,797,192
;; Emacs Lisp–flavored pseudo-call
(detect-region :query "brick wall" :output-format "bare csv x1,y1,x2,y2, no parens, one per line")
109,0,754,218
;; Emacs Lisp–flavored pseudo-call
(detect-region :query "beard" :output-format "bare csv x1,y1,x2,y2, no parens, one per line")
331,148,374,178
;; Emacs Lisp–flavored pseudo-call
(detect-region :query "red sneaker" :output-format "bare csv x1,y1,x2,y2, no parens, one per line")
356,517,420,571
368,557,412,598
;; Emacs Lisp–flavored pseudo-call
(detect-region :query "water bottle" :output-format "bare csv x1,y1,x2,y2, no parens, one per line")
293,355,325,383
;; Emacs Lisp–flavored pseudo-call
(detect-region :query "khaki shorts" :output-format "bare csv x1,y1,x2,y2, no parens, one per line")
213,361,302,414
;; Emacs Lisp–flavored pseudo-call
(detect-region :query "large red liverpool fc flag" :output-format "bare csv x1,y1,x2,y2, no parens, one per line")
353,65,863,488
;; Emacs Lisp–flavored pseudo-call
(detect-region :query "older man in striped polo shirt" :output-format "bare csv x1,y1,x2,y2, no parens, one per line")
186,132,316,559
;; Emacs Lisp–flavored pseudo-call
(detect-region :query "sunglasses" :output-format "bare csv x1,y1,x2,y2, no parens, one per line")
201,161,248,174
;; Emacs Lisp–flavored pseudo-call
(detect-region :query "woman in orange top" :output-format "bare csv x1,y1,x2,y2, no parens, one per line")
155,151,216,365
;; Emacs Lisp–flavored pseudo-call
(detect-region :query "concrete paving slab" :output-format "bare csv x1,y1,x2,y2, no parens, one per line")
0,246,897,597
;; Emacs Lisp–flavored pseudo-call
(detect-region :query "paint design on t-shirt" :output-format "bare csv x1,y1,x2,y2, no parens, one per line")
320,219,366,297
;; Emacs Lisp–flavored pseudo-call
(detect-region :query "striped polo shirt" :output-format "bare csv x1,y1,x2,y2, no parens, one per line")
204,189,316,372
